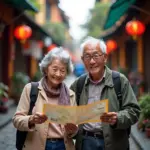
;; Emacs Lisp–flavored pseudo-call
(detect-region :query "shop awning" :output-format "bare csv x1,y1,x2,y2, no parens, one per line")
103,0,136,30
5,0,38,12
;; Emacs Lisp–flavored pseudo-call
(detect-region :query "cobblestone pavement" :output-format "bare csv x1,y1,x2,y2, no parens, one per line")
130,135,141,150
0,121,141,150
0,122,16,150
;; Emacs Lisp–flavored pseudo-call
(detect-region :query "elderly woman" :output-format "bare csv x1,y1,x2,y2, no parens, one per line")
13,47,77,150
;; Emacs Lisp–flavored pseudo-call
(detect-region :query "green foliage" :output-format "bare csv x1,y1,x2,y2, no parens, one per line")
29,0,41,9
11,72,30,99
43,22,67,45
145,120,150,128
0,83,9,99
32,70,42,82
81,2,110,38
25,0,41,17
139,94,150,119
116,67,128,77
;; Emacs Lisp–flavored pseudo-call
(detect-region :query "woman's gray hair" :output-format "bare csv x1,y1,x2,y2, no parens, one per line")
39,47,73,75
80,36,107,55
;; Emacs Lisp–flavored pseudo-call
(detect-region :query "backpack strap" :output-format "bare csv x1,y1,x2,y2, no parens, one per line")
28,82,39,115
112,71,131,138
112,71,122,109
16,82,39,150
76,74,87,105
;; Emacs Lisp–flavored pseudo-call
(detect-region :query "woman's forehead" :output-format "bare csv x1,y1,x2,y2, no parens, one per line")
49,58,66,67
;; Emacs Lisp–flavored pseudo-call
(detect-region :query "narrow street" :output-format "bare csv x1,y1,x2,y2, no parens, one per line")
0,75,141,150
0,121,141,150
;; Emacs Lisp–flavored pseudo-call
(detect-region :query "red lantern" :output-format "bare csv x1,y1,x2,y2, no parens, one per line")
106,40,117,54
125,20,145,36
14,25,32,40
47,44,57,52
38,41,44,49
22,40,30,50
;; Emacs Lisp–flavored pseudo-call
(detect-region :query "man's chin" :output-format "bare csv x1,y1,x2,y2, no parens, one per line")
89,69,99,75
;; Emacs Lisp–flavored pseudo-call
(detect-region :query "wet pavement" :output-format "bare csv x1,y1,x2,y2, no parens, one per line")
0,121,141,150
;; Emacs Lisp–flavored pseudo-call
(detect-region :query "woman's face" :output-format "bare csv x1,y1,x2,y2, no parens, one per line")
46,58,67,88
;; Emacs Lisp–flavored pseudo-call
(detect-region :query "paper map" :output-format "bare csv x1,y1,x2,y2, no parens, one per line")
43,99,108,125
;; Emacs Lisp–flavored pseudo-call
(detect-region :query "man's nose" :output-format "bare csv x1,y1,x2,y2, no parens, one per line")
89,57,95,63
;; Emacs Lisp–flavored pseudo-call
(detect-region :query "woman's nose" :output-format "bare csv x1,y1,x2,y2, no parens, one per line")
55,71,61,76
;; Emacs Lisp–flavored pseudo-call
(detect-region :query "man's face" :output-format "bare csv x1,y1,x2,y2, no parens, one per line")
81,43,107,78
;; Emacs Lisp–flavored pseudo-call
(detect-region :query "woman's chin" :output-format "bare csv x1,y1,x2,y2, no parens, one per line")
51,81,61,88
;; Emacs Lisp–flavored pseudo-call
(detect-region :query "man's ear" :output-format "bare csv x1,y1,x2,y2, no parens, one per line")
103,54,108,63
81,56,84,61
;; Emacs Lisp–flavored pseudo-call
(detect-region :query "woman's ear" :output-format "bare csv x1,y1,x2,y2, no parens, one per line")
44,68,48,76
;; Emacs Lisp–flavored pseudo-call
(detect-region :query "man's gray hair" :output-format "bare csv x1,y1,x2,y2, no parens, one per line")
80,36,107,54
39,47,73,75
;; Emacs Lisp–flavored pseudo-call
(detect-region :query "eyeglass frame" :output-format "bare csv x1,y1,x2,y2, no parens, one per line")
82,53,104,61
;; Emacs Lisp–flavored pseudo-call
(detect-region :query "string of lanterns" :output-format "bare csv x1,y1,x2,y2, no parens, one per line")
14,25,57,53
105,19,145,55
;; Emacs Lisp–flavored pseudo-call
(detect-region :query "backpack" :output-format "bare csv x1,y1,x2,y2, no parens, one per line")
76,71,131,136
16,82,39,150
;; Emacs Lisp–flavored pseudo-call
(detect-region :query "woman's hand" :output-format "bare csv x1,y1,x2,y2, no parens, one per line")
29,112,48,125
100,112,118,125
64,123,78,136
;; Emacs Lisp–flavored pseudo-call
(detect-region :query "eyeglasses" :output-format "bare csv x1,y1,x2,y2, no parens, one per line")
83,53,104,61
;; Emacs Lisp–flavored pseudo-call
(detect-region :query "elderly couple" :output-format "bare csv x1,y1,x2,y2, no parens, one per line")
13,36,140,150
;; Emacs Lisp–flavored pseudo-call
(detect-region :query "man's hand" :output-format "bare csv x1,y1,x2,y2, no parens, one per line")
100,112,118,125
64,123,78,136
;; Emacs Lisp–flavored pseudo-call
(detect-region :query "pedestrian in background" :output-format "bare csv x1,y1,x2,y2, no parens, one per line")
13,47,78,150
70,37,141,150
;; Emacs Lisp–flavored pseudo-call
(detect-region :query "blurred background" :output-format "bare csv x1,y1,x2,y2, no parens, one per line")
0,0,150,149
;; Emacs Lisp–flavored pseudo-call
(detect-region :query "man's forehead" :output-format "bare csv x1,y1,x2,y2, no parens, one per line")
84,43,102,52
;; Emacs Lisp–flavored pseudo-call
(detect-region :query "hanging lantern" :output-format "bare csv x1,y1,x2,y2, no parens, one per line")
22,40,30,50
125,20,145,36
106,40,117,54
38,40,44,49
47,44,57,52
14,25,32,41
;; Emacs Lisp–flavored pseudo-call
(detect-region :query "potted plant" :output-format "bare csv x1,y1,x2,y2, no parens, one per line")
138,94,150,132
145,119,150,137
0,82,9,113
32,69,42,82
11,72,30,103
128,71,144,98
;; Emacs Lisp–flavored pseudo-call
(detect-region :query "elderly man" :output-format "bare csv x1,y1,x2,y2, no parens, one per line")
70,37,140,150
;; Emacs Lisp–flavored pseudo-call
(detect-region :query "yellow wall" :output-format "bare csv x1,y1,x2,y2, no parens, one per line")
137,37,144,73
119,42,126,69
50,5,62,22
101,0,110,2
111,52,118,69
35,0,46,25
